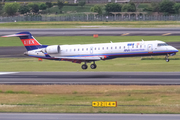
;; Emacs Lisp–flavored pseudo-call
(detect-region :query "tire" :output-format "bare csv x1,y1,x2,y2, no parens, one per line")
81,64,88,70
90,64,97,69
166,59,169,62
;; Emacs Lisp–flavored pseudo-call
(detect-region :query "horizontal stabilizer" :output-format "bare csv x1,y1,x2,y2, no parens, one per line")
2,33,29,37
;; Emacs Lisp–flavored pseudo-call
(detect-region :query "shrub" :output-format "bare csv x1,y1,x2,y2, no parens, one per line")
3,2,20,16
105,3,122,13
19,5,30,14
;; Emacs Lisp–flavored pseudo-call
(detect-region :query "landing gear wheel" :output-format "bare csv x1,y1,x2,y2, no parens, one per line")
81,64,88,70
90,64,97,69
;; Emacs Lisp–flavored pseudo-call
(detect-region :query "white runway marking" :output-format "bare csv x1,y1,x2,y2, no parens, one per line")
0,72,18,75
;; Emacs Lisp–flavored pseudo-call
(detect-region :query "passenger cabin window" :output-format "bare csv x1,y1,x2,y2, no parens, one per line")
74,49,76,51
82,48,84,51
86,48,88,51
132,45,134,48
78,49,79,51
102,47,104,50
124,46,125,49
158,43,169,47
95,48,96,50
107,47,108,49
111,47,113,49
119,46,121,49
115,46,117,49
98,48,100,50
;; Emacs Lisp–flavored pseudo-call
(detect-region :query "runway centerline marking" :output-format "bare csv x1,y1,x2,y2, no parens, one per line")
162,33,171,36
121,33,129,36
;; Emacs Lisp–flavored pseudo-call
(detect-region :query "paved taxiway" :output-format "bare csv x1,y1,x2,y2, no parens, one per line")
0,113,180,120
0,72,180,85
1,28,180,36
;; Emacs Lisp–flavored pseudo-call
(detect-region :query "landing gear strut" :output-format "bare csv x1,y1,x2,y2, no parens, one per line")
165,55,170,62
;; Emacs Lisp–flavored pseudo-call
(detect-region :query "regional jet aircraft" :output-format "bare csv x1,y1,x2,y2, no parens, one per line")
2,32,178,70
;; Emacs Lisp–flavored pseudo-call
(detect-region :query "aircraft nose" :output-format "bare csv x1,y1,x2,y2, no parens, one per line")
174,47,179,52
169,46,179,52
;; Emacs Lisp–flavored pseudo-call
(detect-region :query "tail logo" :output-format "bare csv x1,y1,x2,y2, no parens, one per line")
21,39,40,46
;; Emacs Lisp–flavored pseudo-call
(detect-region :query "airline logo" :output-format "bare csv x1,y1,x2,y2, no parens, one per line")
127,43,134,46
21,39,40,46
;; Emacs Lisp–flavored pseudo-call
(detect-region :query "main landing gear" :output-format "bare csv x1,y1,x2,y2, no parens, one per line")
81,62,97,70
165,55,170,62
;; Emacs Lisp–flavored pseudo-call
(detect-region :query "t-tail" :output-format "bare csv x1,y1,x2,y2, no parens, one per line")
2,32,47,51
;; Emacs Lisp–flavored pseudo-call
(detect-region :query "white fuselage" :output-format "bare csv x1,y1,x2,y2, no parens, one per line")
26,40,178,61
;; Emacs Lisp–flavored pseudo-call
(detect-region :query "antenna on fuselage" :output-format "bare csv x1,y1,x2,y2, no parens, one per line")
110,41,113,43
142,39,144,42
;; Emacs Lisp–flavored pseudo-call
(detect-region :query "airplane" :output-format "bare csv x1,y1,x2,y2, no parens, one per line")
2,32,179,70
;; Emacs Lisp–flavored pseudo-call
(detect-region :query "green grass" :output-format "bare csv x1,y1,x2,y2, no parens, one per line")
138,3,150,8
0,36,180,47
46,6,93,14
1,21,180,28
0,85,180,113
0,54,179,72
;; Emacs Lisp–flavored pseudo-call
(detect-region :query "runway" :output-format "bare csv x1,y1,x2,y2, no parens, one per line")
0,72,180,85
1,28,180,36
0,113,180,120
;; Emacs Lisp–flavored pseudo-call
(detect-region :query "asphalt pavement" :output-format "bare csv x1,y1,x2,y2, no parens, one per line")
0,72,180,85
0,113,180,120
1,28,180,36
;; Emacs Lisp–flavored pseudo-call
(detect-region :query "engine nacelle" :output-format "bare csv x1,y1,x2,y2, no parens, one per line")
45,45,60,54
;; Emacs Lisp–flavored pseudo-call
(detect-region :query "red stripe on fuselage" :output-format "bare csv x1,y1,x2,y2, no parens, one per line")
21,39,40,46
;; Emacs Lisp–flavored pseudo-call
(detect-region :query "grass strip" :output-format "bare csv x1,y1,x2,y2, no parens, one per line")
0,85,180,113
1,21,180,28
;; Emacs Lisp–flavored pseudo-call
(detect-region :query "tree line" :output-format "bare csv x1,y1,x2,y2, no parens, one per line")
0,0,86,16
0,0,180,16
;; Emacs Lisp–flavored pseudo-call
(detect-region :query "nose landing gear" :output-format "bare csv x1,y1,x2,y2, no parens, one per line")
165,55,170,62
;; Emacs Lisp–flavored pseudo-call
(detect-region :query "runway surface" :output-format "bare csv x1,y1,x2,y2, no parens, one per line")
0,72,180,85
1,28,180,36
0,42,179,58
0,113,180,120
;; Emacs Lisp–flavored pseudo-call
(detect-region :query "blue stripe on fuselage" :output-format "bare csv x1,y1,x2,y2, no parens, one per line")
27,50,177,61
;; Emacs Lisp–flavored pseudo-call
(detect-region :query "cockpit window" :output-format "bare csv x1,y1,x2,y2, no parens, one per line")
157,43,169,46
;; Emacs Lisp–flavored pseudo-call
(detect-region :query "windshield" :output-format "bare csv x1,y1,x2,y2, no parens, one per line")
157,43,169,47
